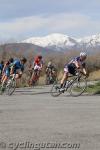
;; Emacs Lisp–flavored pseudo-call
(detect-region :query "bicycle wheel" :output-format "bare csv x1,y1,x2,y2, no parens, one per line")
0,83,6,95
45,76,50,85
50,81,61,97
7,79,16,96
69,77,87,97
31,73,39,88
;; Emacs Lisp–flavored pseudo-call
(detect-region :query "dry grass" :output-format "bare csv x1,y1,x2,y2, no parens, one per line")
55,69,100,82
39,75,46,85
89,70,100,81
39,69,100,84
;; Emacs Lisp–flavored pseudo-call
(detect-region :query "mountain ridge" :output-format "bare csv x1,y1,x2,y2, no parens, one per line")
22,33,100,52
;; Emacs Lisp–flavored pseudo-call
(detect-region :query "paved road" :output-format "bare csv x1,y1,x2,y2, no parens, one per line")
0,86,100,150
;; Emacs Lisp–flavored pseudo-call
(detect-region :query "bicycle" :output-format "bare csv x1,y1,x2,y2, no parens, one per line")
50,72,87,97
45,70,57,85
0,75,16,96
29,69,40,87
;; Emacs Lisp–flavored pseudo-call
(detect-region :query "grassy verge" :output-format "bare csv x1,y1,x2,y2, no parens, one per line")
87,81,100,94
89,70,100,81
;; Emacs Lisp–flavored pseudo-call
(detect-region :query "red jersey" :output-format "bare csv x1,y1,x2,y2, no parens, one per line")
34,57,43,66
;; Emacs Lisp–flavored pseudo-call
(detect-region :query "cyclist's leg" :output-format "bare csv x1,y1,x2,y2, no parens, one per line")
33,70,40,82
60,68,69,88
29,69,37,86
32,65,40,81
30,71,36,83
0,69,10,92
15,71,22,79
2,69,10,85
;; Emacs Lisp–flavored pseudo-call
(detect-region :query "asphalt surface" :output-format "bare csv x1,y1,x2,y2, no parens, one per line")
0,86,100,150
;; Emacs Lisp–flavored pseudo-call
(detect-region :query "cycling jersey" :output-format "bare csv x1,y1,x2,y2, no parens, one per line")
0,64,4,73
33,57,43,71
2,61,10,77
13,60,24,73
34,57,43,66
64,56,86,75
69,57,86,68
46,65,56,74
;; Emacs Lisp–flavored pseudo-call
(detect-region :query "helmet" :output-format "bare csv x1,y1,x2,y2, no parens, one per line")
48,61,52,67
9,57,14,63
38,55,42,59
21,57,27,63
80,52,87,58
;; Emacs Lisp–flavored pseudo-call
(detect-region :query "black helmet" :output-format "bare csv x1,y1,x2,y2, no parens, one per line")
38,55,42,59
9,58,14,63
21,57,27,63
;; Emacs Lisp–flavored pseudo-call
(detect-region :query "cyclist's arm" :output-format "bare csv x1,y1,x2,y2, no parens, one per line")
10,65,15,74
16,67,24,79
72,59,80,69
2,64,6,73
82,68,87,75
41,60,44,68
40,61,43,69
82,63,88,76
46,67,49,73
32,62,35,69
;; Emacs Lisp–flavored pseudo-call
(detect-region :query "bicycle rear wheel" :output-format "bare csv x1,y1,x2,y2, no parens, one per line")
31,72,39,88
69,77,87,97
0,82,7,95
7,79,16,96
50,81,61,97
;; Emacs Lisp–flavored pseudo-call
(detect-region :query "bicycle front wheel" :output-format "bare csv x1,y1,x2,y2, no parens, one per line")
50,81,61,97
69,77,87,97
7,79,16,96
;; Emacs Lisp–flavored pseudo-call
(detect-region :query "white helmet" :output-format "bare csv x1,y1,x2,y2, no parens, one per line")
48,61,52,67
80,52,87,58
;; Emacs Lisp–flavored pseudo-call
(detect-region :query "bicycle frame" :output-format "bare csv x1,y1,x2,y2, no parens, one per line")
62,72,84,92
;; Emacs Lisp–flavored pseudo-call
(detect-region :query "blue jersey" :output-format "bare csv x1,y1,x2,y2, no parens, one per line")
71,57,85,67
0,64,3,71
13,60,24,72
65,56,86,68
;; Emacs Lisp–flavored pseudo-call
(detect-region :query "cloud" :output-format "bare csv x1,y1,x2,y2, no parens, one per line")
0,0,100,20
0,12,100,41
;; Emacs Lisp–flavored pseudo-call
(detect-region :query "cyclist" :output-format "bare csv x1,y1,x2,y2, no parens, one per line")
60,52,88,91
1,58,14,86
46,61,56,72
10,57,27,79
29,55,43,85
46,61,57,84
0,60,4,81
33,55,43,71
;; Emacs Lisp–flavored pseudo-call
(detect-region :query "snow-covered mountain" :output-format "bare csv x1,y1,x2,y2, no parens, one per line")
78,34,100,48
22,33,100,51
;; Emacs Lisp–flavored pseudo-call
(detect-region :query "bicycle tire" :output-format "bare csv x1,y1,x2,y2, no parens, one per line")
7,79,16,96
0,85,4,95
50,81,62,97
0,83,7,95
31,72,39,88
69,77,87,97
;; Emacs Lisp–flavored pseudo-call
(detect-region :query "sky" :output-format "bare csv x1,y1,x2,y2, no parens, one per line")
0,0,100,41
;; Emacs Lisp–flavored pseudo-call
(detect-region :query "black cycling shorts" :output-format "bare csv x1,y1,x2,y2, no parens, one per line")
67,63,76,75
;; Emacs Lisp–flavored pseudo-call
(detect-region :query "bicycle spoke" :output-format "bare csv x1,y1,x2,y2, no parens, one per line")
70,77,87,97
7,79,16,96
50,82,61,97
